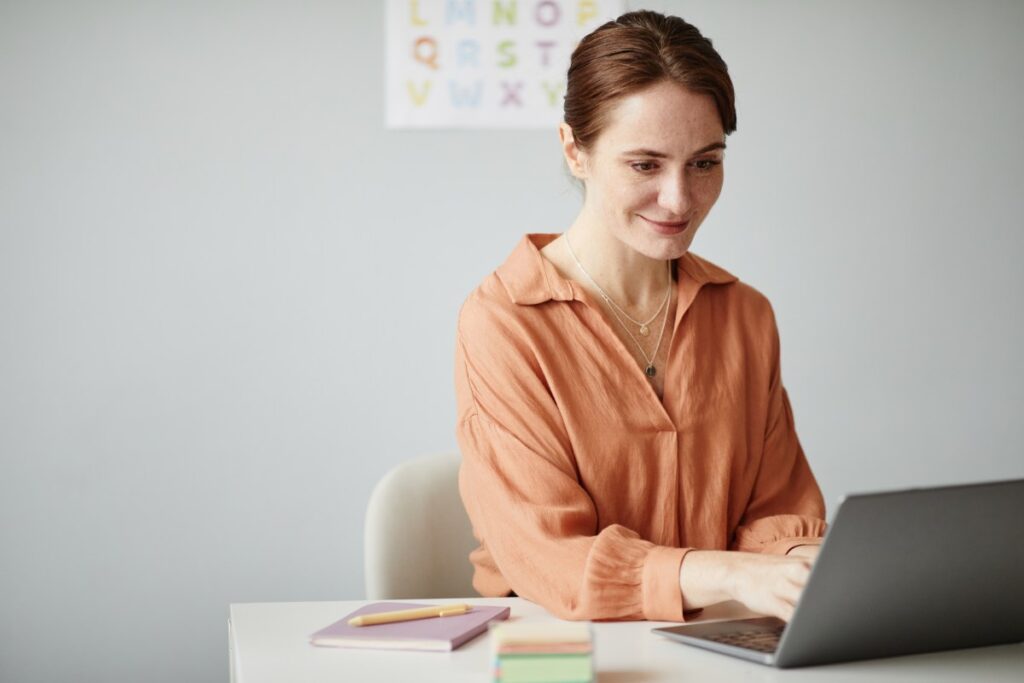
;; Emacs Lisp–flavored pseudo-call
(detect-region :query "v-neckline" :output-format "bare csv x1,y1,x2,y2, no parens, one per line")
532,235,724,432
566,279,680,431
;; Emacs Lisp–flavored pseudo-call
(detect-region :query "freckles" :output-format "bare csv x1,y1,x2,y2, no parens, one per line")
697,179,722,197
631,189,660,210
696,174,724,200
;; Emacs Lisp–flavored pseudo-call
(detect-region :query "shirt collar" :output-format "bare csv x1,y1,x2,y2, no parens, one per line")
496,233,737,306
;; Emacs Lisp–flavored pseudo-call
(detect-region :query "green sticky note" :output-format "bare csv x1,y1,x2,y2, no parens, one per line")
496,653,593,683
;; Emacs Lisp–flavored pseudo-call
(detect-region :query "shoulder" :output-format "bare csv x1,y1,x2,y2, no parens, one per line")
454,271,551,390
684,252,776,323
683,254,781,373
725,281,776,328
454,270,558,423
458,235,569,342
457,271,526,343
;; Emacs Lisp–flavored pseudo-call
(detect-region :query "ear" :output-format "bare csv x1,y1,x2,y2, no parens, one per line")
558,122,588,179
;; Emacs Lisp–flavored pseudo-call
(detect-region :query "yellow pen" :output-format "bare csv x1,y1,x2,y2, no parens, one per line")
348,603,472,627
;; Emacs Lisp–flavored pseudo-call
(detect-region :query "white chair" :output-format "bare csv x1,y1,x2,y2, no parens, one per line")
364,453,479,599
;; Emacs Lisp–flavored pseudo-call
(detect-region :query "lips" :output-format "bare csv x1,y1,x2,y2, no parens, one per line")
641,216,690,235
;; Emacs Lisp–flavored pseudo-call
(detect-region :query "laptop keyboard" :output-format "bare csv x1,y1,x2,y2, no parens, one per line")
701,625,784,653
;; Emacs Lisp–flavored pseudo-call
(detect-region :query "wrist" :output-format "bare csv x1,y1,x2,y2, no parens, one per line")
679,550,734,609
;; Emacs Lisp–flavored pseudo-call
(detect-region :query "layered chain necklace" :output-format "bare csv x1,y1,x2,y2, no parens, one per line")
565,236,672,378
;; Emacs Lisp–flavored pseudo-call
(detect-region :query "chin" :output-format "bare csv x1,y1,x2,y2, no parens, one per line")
621,217,699,261
640,233,696,262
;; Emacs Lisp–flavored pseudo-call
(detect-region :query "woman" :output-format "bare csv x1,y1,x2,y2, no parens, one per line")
454,10,826,623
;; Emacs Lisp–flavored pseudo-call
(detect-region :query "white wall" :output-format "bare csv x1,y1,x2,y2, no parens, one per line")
2,1,1022,681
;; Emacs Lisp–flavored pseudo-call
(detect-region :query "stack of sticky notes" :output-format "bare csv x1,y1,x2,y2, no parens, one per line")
491,620,594,683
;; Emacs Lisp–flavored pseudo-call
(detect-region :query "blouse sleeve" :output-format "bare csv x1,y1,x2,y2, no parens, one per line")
732,302,828,555
454,302,690,622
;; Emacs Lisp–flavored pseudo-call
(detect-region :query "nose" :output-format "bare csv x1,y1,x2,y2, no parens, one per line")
657,169,691,217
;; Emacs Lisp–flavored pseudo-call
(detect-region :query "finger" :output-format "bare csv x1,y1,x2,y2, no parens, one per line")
783,563,811,589
782,557,806,573
783,570,809,591
770,598,795,623
776,578,803,607
788,545,821,563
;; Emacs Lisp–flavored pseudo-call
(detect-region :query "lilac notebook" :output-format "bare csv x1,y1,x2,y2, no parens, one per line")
309,602,511,652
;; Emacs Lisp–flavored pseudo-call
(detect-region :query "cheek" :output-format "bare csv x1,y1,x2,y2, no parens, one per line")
619,182,659,212
597,182,650,215
696,174,724,209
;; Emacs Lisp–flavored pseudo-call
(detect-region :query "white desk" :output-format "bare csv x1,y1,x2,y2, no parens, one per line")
228,597,1024,682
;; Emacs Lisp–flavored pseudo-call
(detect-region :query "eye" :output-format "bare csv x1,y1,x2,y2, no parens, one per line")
692,159,722,172
629,161,658,173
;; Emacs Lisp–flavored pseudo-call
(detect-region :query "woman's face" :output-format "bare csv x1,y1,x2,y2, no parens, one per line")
562,80,726,261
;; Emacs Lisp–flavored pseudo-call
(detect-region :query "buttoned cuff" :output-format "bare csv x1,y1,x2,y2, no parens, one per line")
641,546,690,622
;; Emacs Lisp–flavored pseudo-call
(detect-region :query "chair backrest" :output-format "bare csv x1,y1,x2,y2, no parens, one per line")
364,453,478,599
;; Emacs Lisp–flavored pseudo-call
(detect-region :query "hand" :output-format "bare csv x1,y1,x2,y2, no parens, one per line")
727,552,812,623
680,550,813,623
786,544,820,562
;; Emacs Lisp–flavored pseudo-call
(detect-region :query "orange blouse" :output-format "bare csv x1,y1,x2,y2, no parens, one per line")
454,234,826,622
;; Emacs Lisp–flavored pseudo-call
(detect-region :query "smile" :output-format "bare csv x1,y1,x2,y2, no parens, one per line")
641,216,690,235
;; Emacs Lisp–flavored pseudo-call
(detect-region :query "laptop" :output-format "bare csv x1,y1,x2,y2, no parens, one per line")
653,478,1024,668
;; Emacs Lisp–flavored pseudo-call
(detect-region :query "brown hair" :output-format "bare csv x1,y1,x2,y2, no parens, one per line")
564,10,736,151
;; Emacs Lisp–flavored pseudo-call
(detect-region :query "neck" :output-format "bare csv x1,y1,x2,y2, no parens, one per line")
564,216,671,309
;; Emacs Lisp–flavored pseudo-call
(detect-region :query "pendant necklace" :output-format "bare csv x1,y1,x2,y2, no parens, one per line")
565,236,672,378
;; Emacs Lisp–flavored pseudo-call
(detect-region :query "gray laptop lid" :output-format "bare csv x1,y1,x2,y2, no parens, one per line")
653,478,1024,667
773,478,1024,667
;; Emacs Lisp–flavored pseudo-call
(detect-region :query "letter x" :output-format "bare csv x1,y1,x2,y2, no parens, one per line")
500,81,524,107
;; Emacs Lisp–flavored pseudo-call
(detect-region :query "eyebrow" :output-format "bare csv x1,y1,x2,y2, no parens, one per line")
621,141,727,158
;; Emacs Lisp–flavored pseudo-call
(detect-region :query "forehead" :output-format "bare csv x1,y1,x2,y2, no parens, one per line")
593,80,725,155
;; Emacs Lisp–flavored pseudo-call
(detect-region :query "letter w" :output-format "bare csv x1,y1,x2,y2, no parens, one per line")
449,80,484,107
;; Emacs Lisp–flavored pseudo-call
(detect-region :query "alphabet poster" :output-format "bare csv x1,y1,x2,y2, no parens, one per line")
386,0,626,128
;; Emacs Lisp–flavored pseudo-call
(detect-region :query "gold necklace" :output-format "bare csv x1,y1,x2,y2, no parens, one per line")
565,236,672,377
